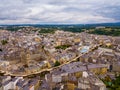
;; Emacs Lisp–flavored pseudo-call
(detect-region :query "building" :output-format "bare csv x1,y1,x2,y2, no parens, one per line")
78,74,106,90
88,64,108,75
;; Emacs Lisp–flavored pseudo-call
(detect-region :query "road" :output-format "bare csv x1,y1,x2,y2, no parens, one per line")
2,44,101,77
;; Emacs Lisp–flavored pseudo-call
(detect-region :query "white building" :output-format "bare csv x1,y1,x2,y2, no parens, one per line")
78,78,90,89
2,77,23,90
52,75,62,83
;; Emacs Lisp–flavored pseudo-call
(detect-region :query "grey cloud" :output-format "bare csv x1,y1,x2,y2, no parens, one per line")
0,0,120,24
96,5,120,21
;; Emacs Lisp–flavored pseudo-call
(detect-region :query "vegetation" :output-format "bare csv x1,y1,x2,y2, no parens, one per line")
0,72,4,76
38,26,120,36
0,49,2,52
102,75,120,90
39,28,56,34
55,45,71,50
54,61,60,67
1,40,8,45
61,27,85,33
1,24,120,36
36,71,50,78
88,28,120,36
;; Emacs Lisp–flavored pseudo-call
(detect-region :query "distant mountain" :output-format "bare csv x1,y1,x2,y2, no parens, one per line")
0,22,120,33
83,22,120,27
0,22,120,27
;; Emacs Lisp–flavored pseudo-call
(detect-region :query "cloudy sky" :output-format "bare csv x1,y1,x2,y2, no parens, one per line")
0,0,120,24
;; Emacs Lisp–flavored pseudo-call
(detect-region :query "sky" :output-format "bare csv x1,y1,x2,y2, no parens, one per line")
0,0,120,24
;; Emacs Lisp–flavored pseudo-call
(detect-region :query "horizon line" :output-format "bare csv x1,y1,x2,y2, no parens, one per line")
0,22,120,26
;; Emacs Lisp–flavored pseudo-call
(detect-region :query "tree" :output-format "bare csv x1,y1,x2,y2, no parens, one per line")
54,60,60,67
102,75,120,90
1,40,8,45
0,49,2,52
55,45,71,50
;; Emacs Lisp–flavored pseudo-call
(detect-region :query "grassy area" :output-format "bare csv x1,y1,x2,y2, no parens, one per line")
88,28,120,36
55,45,71,50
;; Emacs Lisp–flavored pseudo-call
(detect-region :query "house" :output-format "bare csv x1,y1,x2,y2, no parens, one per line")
1,76,11,83
2,77,23,90
63,82,76,90
11,77,23,90
74,38,81,43
78,78,90,89
22,79,40,90
2,80,12,90
98,47,113,53
96,26,105,29
88,64,108,75
78,74,106,90
51,62,87,83
52,74,62,83
1,61,10,67
16,79,28,90
112,62,120,72
0,83,2,90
